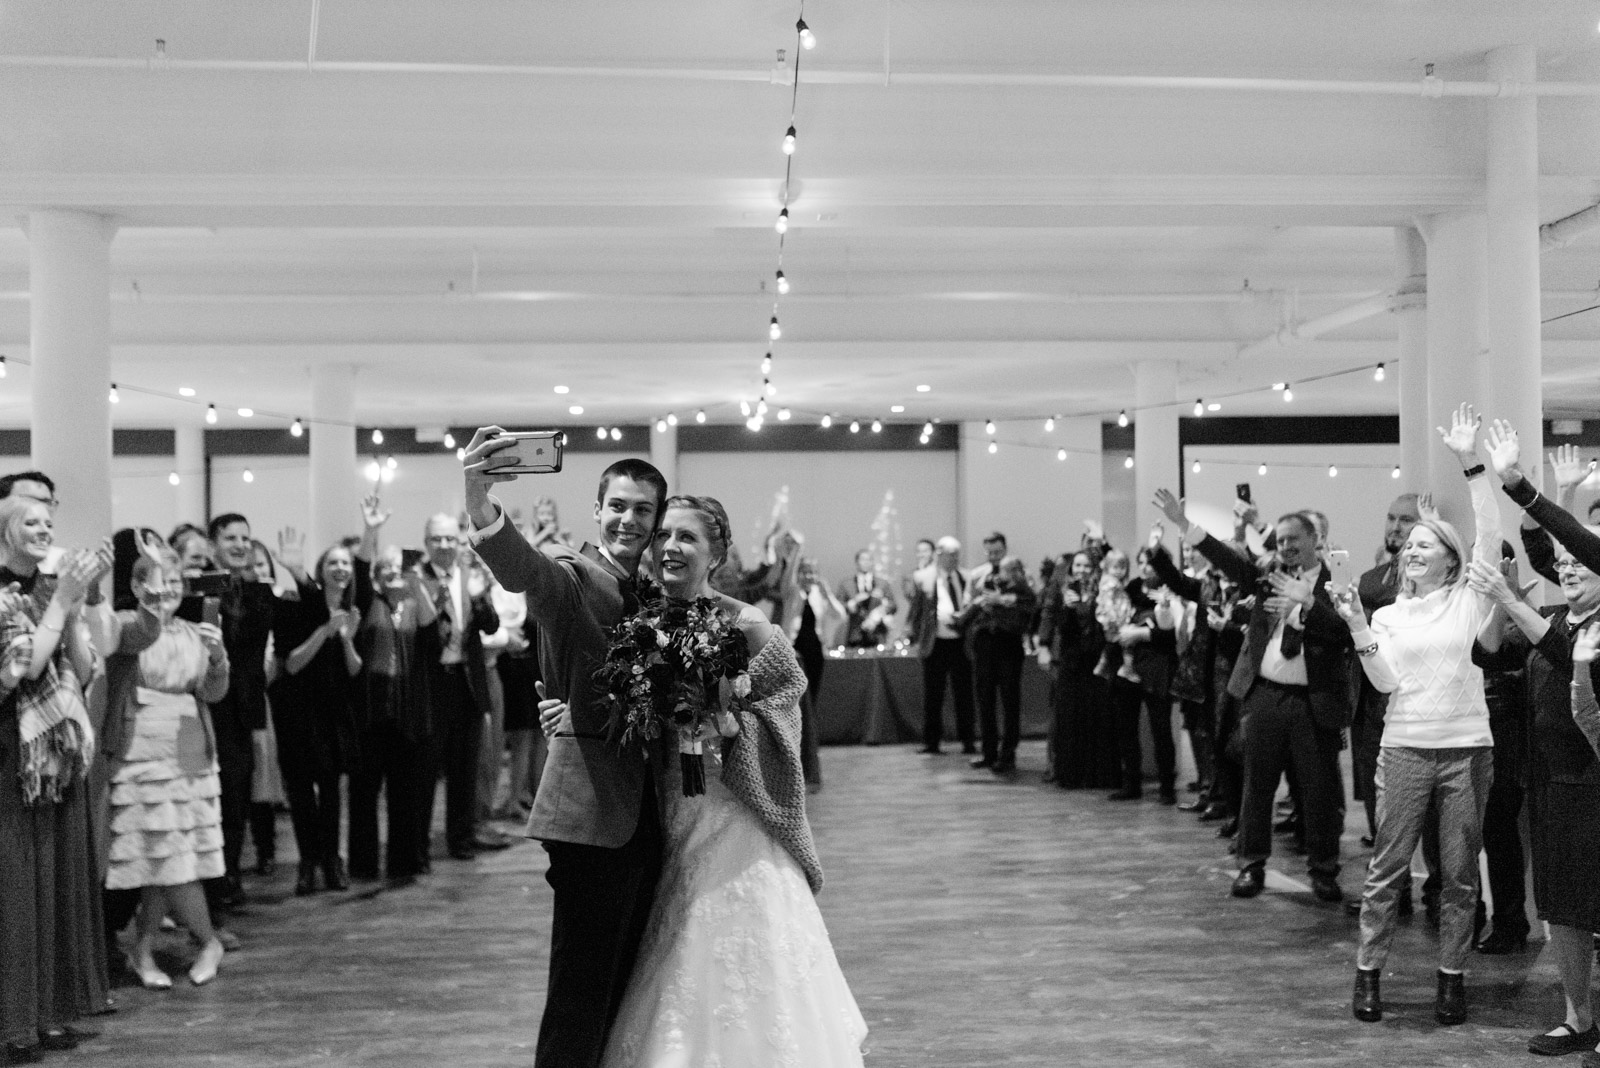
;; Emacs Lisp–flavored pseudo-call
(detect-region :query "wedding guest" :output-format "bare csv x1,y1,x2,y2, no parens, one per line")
782,553,841,789
903,538,936,604
1335,404,1498,1026
491,590,542,821
906,536,976,756
245,539,282,877
105,550,231,990
1036,550,1107,788
525,495,576,551
477,554,526,827
1105,548,1176,801
1154,488,1351,906
171,527,215,577
0,506,105,1061
270,538,363,894
838,548,897,648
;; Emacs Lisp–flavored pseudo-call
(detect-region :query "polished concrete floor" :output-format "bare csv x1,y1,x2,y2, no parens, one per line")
63,742,1572,1068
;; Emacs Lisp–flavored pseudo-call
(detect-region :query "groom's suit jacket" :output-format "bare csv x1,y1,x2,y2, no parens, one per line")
472,511,647,849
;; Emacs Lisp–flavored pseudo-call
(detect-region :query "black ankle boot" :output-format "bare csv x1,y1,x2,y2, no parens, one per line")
322,855,349,892
1435,970,1466,1025
294,861,318,896
1352,968,1382,1022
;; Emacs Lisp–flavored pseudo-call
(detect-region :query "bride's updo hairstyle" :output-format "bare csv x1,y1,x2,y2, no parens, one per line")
664,495,732,575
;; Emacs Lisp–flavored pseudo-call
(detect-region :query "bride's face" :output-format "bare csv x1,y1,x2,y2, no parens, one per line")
655,508,719,597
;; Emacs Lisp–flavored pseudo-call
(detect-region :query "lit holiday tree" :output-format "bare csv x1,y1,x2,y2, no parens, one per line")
868,489,902,578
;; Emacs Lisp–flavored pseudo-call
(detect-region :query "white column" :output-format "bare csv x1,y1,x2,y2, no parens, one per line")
308,364,359,555
28,209,114,549
1419,210,1489,526
650,420,678,493
1394,227,1429,490
1486,44,1544,501
173,424,206,523
1134,360,1180,537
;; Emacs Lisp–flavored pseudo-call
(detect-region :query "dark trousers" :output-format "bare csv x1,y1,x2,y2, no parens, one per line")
277,736,342,868
349,719,429,880
1110,678,1176,796
1480,774,1527,937
921,637,975,749
1235,678,1341,875
249,802,276,865
972,630,1024,763
797,651,823,786
213,712,254,881
1211,691,1244,816
426,667,484,853
536,780,663,1068
1181,698,1216,790
1049,666,1101,787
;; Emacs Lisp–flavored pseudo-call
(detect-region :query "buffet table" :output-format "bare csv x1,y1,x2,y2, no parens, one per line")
814,646,1052,745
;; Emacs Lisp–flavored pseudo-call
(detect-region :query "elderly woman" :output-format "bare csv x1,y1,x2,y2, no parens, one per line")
0,498,107,1059
104,549,231,990
1333,404,1499,1027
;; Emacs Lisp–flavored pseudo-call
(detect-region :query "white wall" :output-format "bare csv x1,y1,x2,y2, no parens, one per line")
958,418,1105,572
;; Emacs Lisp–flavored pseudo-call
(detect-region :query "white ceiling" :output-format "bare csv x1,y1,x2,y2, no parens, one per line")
0,0,1597,429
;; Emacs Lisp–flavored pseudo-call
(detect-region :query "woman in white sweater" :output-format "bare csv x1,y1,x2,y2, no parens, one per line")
1332,403,1501,1028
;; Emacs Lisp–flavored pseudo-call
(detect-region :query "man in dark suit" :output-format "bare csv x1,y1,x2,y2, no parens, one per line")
1155,489,1353,903
838,548,898,647
418,514,504,862
965,551,1038,773
906,535,976,755
463,431,666,1068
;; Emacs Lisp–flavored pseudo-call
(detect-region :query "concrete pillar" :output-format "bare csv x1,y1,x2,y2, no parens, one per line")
1486,44,1544,502
1394,227,1429,491
650,420,679,494
173,424,206,524
308,364,359,555
28,209,114,549
1134,360,1180,538
1419,210,1488,527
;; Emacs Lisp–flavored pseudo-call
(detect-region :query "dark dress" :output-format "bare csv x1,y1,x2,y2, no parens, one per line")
269,575,361,869
0,568,102,1046
1476,607,1600,932
1037,580,1107,788
1106,581,1177,798
793,600,824,786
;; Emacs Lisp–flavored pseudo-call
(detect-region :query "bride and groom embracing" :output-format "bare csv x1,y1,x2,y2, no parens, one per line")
461,429,867,1068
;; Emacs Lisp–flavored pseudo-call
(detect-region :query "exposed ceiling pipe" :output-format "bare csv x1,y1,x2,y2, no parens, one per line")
2,53,1600,97
1236,289,1425,359
1541,201,1600,253
307,0,321,71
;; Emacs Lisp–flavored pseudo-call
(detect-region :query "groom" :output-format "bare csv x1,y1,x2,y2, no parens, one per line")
462,428,668,1068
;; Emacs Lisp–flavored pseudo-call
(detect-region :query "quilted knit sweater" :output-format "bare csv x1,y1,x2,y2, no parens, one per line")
1348,472,1500,749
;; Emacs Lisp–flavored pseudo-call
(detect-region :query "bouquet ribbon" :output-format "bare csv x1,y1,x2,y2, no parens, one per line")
678,727,706,796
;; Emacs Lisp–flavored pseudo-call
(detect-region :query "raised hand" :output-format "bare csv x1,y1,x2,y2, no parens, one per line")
1484,419,1523,484
462,427,524,529
196,621,226,658
1574,622,1600,665
53,550,97,606
1082,518,1105,542
1416,492,1439,522
1330,584,1365,625
1466,560,1515,605
1266,569,1314,608
361,493,391,530
1151,489,1189,531
1436,402,1482,460
277,527,307,575
1147,522,1165,550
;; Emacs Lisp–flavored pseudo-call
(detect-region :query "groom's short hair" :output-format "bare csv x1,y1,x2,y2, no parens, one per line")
596,458,668,512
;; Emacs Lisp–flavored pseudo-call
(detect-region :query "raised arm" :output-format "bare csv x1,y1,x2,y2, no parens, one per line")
1489,419,1600,574
1331,585,1399,693
1569,622,1600,760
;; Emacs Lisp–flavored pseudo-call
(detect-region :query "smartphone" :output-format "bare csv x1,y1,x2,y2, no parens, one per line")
1327,548,1352,591
1236,482,1252,504
201,596,222,629
493,430,566,475
188,570,230,597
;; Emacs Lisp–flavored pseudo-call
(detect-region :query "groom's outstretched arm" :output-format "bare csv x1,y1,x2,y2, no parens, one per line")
462,427,577,617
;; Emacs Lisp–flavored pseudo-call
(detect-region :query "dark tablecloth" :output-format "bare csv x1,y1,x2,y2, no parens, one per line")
815,652,1051,745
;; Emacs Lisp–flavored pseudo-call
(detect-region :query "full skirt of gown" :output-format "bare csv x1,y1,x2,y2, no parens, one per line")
600,750,867,1068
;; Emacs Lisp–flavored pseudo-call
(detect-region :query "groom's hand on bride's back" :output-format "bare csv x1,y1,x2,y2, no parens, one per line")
463,427,522,527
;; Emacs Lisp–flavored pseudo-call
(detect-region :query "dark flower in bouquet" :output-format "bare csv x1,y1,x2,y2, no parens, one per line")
593,582,753,794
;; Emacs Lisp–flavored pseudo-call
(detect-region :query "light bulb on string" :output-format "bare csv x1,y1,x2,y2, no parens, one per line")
1044,417,1055,432
1057,449,1068,461
746,417,762,432
365,461,380,481
290,418,304,438
167,472,179,486
849,420,860,434
1123,456,1134,469
1194,399,1204,417
1392,466,1402,479
666,413,678,427
984,419,996,435
922,422,934,437
761,353,772,375
820,414,832,428
775,208,789,234
242,469,254,484
371,428,383,445
1117,409,1129,428
179,386,195,397
0,356,8,377
656,419,667,433
109,383,120,404
456,447,466,462
238,407,253,418
596,426,608,441
1208,402,1221,412
920,433,931,445
778,408,791,421
1258,463,1267,476
442,431,454,449
695,409,707,424
205,404,218,425
987,441,998,455
568,405,584,415
796,17,815,49
385,456,398,470
610,427,622,442
1283,386,1294,403
782,125,796,155
1374,363,1386,382
871,420,882,433
756,399,769,416
739,399,752,417
1192,460,1202,474
769,316,781,341
1328,465,1338,478
775,270,789,295
764,378,777,397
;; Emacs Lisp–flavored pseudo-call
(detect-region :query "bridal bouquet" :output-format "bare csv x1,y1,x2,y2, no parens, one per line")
593,585,753,796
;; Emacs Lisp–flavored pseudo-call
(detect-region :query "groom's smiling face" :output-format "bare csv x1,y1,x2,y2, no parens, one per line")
594,475,660,567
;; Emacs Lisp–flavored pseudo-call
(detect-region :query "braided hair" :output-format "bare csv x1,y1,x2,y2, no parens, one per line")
663,494,732,574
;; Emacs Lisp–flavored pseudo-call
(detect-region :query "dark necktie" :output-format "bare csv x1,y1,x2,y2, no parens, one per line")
619,575,640,618
433,572,454,648
945,572,962,613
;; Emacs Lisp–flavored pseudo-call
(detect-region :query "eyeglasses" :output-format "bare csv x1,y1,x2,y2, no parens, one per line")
1555,560,1591,574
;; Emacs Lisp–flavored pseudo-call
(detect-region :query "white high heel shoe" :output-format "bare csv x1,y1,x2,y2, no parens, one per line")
188,937,224,987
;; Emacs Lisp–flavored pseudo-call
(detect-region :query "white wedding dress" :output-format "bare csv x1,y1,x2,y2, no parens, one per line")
601,640,868,1068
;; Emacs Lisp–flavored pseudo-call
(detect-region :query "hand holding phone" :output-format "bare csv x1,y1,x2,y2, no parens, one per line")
1327,548,1352,592
492,430,566,475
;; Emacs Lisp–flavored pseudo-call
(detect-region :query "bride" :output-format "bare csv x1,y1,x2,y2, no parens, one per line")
543,494,867,1067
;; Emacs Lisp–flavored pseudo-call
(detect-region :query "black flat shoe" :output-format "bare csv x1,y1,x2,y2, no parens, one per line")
1216,817,1239,838
1529,1021,1599,1056
37,1026,97,1052
322,856,349,892
294,861,318,896
1231,864,1265,898
1196,805,1229,822
1353,968,1382,1022
1311,873,1343,903
1478,929,1530,955
1435,970,1467,1026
